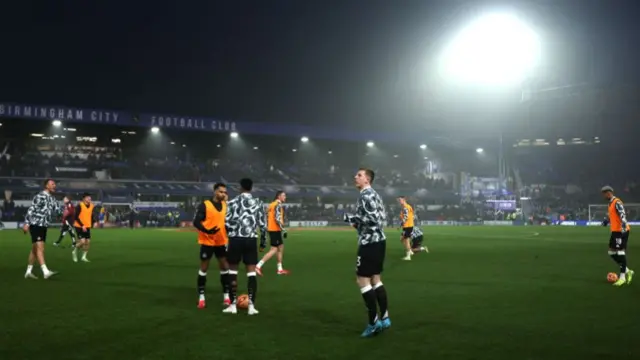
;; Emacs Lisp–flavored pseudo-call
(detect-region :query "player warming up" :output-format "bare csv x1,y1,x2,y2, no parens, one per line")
397,196,415,260
256,190,289,275
223,178,267,315
53,196,77,248
601,186,634,286
410,226,428,253
23,179,64,279
193,183,231,308
344,168,390,337
73,193,96,263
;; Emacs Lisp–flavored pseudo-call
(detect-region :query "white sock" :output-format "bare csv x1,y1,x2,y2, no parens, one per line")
199,294,205,301
224,293,230,300
619,273,626,280
26,265,33,273
257,260,264,268
41,264,50,274
277,263,283,271
72,248,77,255
406,250,411,256
83,251,88,258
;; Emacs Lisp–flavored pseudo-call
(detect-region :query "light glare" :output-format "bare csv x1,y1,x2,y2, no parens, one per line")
420,144,427,150
230,132,239,138
301,136,309,143
476,148,484,154
150,127,160,134
52,120,62,127
366,141,374,148
439,13,540,85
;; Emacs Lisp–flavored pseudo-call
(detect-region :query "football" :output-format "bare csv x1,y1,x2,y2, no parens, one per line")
237,294,249,309
607,272,618,283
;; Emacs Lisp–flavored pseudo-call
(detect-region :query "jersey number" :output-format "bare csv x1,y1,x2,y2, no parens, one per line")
356,256,361,268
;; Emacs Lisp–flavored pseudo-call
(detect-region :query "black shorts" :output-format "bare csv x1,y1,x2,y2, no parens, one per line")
356,241,386,277
609,231,630,251
29,225,48,244
200,245,227,261
402,227,413,238
60,221,72,234
269,231,284,247
411,235,424,248
227,237,258,265
74,227,91,240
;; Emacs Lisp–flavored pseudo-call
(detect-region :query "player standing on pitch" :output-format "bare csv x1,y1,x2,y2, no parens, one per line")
53,195,77,248
601,186,634,286
223,178,267,315
397,196,415,260
344,168,391,337
23,179,64,279
193,182,231,308
73,193,96,263
256,190,290,276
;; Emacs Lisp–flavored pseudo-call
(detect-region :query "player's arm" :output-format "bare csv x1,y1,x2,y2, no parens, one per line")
24,195,43,225
224,197,238,231
344,194,370,226
258,201,267,245
615,201,629,231
401,206,409,225
192,202,219,234
275,202,287,235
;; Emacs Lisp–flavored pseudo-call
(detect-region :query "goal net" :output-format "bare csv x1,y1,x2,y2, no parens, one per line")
588,203,640,223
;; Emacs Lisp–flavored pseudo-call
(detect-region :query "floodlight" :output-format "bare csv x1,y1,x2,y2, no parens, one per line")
150,127,159,133
439,13,540,85
420,144,427,150
476,148,484,153
301,136,309,143
52,120,62,127
366,141,374,148
230,132,239,138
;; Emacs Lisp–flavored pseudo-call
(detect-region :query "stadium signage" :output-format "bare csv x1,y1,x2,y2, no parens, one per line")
147,115,236,133
289,221,328,227
0,103,122,123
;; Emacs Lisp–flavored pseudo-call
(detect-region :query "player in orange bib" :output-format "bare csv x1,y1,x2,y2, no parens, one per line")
73,193,96,263
193,183,231,308
601,186,634,286
397,196,414,261
256,191,289,275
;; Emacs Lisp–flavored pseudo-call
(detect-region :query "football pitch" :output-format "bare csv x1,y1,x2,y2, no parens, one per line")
1,226,638,360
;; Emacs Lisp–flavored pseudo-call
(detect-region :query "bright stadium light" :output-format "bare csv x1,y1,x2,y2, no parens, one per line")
328,150,332,154
150,126,160,134
253,146,259,150
476,147,484,154
420,144,427,150
292,149,297,152
366,141,374,148
301,136,309,143
438,13,540,85
230,132,239,138
52,120,62,127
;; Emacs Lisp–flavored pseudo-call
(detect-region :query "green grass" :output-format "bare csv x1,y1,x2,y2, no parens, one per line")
1,226,639,360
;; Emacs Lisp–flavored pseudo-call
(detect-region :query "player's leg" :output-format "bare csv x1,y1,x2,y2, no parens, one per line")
25,242,38,279
68,224,77,248
33,228,56,278
223,238,241,314
244,238,259,315
370,274,390,330
80,231,91,262
275,243,288,274
256,231,280,275
214,246,231,305
356,245,381,337
72,234,84,262
54,224,67,246
197,246,213,308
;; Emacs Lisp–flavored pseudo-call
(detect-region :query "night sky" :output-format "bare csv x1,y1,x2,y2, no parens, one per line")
1,0,639,136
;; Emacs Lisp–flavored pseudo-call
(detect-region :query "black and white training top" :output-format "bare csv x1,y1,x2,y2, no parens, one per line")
344,186,387,246
225,192,267,239
25,191,64,227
